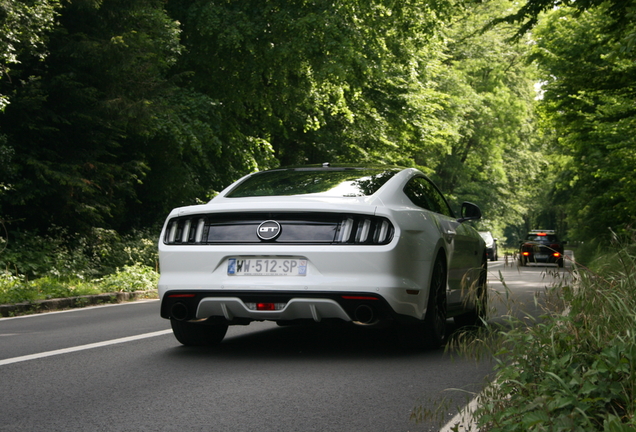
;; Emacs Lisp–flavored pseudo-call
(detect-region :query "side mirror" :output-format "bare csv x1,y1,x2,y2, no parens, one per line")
458,202,481,223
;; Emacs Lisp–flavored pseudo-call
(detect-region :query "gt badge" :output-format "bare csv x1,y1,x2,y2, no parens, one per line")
257,220,282,241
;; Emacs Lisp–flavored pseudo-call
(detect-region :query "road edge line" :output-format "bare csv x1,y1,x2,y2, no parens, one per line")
439,394,481,432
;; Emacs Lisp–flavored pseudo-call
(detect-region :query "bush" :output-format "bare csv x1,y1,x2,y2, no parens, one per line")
0,272,102,304
0,226,160,304
89,228,159,276
0,226,158,279
98,264,159,293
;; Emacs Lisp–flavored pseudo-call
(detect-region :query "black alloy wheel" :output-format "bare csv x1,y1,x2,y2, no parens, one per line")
422,256,448,349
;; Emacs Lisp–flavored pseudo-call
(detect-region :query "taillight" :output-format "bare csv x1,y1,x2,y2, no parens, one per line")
163,213,394,245
335,216,394,244
553,252,561,258
522,251,530,256
166,218,206,244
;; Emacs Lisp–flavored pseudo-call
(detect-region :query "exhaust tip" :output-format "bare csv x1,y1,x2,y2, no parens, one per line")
171,303,189,321
353,305,376,325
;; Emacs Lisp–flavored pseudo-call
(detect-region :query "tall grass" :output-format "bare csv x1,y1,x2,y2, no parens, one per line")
469,236,636,431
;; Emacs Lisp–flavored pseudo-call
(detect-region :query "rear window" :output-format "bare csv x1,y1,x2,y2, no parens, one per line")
225,167,400,198
526,234,559,242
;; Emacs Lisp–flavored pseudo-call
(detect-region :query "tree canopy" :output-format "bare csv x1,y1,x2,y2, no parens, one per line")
531,1,636,239
0,0,633,245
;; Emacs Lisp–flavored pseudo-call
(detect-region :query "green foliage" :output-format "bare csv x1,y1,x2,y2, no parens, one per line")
470,238,636,431
494,0,634,43
0,0,547,242
98,263,159,293
0,227,92,278
0,0,634,262
427,0,546,239
0,265,158,305
0,0,184,233
0,0,60,111
531,2,636,242
169,0,453,168
0,228,159,304
0,226,158,279
87,228,158,276
0,272,102,304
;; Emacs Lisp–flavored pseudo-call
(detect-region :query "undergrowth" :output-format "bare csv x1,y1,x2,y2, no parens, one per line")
468,234,636,431
0,227,159,305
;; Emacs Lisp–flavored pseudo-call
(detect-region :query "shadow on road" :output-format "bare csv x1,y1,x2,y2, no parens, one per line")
162,320,475,361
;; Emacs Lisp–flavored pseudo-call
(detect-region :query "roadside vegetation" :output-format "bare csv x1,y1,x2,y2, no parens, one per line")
0,227,158,306
442,234,636,431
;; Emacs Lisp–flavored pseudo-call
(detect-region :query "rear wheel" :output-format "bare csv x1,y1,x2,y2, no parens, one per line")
170,319,228,346
421,256,448,349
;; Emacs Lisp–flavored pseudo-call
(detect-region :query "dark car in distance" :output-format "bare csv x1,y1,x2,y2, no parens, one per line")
519,230,565,267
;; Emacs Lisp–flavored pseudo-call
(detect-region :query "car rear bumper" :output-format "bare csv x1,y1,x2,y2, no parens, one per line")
160,290,405,325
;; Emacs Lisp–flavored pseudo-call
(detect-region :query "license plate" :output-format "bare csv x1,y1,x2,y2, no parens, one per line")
227,258,307,276
534,254,548,259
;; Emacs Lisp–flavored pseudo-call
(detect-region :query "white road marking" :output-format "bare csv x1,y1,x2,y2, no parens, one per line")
0,329,172,366
440,394,480,432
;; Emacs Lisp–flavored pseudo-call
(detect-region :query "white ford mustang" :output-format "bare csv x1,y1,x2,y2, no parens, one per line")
158,164,487,348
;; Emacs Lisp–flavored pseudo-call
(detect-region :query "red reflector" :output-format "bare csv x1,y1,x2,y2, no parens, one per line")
522,252,530,256
342,296,378,300
257,303,276,311
168,294,196,298
537,233,547,236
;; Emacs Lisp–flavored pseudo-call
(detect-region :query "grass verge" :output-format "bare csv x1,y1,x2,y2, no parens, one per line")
0,263,159,305
459,238,636,431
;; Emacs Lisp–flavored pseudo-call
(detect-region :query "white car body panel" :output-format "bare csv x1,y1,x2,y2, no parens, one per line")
158,166,485,328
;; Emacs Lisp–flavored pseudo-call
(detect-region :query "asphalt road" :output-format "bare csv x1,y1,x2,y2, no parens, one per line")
0,257,572,432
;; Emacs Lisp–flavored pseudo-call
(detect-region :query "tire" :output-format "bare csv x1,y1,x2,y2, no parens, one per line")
454,259,488,328
421,256,448,349
170,318,228,346
519,256,526,267
557,258,564,268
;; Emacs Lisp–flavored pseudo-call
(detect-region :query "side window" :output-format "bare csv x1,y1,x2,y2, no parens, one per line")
404,177,453,217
